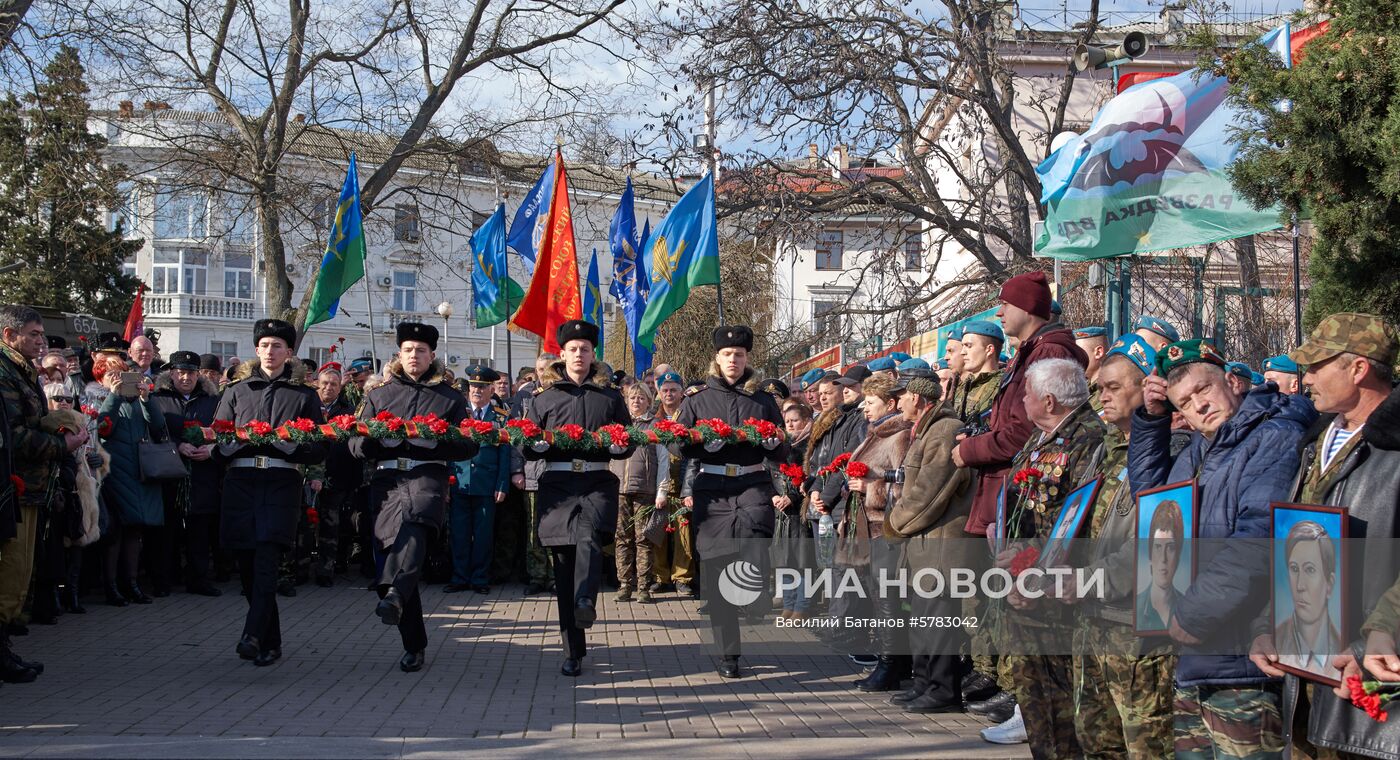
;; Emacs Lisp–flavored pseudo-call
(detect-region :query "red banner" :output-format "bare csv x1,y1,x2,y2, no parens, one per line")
123,283,145,342
509,151,582,353
791,344,842,378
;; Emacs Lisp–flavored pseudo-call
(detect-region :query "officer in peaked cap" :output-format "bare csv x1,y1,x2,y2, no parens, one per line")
675,325,788,679
93,331,129,356
214,318,326,667
758,377,790,401
525,319,633,677
350,321,476,673
445,363,511,597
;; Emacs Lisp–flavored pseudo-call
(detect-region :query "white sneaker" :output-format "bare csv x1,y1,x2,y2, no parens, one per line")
980,705,1028,745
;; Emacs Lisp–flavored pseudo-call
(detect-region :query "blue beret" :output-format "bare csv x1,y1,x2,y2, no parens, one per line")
866,356,897,372
888,352,912,363
946,327,965,342
1225,362,1264,385
1106,334,1157,376
1051,299,1062,315
1133,316,1180,342
934,358,950,370
1073,326,1107,339
348,357,373,372
1262,354,1299,374
897,358,930,371
797,369,824,389
656,371,684,387
961,320,1005,343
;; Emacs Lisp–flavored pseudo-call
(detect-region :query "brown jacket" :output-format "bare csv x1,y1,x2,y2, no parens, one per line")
849,414,913,528
884,407,974,541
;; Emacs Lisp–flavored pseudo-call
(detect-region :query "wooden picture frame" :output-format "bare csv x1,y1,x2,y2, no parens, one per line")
1270,502,1350,687
1038,477,1102,570
1134,479,1199,637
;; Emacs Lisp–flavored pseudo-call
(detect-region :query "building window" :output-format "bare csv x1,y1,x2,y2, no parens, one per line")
121,255,137,281
904,235,923,271
226,202,255,246
152,247,207,294
111,182,139,235
392,270,417,312
210,340,238,361
471,210,492,231
394,205,421,242
154,188,208,240
812,301,841,335
815,230,843,271
313,195,336,231
307,347,332,368
224,253,253,300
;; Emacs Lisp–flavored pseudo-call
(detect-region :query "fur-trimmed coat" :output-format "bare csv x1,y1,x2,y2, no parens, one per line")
41,408,108,547
150,373,223,516
351,358,475,548
847,413,913,530
214,359,326,549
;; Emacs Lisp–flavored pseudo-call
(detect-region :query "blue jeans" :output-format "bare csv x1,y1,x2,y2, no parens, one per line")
450,491,495,585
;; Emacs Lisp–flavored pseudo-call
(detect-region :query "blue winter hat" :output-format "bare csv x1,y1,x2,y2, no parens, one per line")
866,356,897,372
961,320,1004,344
1106,334,1157,376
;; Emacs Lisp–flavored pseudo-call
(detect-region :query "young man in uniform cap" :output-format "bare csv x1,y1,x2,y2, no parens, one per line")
943,328,966,387
1261,354,1301,395
952,320,1004,428
446,365,512,594
1131,338,1316,757
1225,361,1263,398
674,325,787,678
525,320,633,677
215,319,326,667
1248,313,1400,759
1132,315,1179,352
351,322,476,672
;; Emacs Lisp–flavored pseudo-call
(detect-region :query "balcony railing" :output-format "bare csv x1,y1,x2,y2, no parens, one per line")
146,293,259,321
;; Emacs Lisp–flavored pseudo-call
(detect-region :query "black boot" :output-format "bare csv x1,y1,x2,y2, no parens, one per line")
0,635,39,683
121,581,153,604
105,584,129,607
856,657,904,692
60,587,86,614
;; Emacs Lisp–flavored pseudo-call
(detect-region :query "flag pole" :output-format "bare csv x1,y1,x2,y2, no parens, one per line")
495,171,512,378
362,268,379,369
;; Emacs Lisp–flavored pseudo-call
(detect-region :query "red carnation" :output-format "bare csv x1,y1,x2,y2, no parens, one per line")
81,405,98,419
246,420,273,436
1010,545,1041,576
698,418,733,438
287,418,316,433
305,507,319,525
212,419,236,434
97,416,114,438
427,417,449,435
559,424,585,441
448,475,457,487
778,462,804,489
385,417,404,432
329,414,358,431
1012,467,1043,486
846,461,870,479
745,417,780,439
375,411,398,423
599,424,630,447
183,420,201,429
9,474,24,498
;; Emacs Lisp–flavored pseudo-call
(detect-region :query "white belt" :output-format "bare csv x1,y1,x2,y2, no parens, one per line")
229,456,301,471
544,460,610,473
698,463,767,477
376,458,447,471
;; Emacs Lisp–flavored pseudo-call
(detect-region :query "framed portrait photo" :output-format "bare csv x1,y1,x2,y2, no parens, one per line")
1038,477,1101,570
1135,480,1198,637
1271,503,1349,686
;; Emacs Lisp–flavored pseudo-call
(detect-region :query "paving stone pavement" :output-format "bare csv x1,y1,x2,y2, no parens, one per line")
0,581,1029,758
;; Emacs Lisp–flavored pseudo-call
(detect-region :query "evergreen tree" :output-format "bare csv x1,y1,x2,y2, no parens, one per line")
1222,5,1400,328
0,44,142,321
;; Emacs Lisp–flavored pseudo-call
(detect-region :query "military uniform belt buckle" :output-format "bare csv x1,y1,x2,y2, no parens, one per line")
253,455,270,469
396,458,411,470
724,464,739,477
570,460,585,473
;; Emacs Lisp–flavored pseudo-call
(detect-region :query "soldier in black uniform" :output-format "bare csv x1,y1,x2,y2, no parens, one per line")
214,319,326,667
350,322,475,673
675,325,788,679
524,320,632,677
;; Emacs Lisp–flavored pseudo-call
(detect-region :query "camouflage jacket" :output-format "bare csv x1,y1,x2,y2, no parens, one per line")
1078,427,1137,623
0,344,64,512
1005,401,1107,542
952,370,1002,426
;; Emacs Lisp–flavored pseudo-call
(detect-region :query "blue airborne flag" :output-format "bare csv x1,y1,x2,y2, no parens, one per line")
609,179,651,376
304,154,367,330
471,204,524,328
638,174,720,350
506,160,557,273
637,217,651,295
583,248,605,356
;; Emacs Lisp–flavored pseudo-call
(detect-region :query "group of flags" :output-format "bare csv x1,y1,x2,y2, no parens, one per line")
302,150,721,376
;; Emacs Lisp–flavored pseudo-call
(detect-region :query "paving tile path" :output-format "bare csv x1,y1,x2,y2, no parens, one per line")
0,582,1028,758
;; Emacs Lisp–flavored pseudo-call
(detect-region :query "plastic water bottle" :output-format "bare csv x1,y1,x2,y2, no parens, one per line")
818,513,834,537
816,513,836,568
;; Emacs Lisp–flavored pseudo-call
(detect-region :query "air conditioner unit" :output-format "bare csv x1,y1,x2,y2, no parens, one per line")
378,276,392,287
361,349,372,358
448,354,461,365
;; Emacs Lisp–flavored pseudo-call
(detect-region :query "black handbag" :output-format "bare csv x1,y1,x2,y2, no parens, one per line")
137,403,188,482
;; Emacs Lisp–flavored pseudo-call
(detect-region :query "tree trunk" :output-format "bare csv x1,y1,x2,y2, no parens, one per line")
1233,234,1266,365
0,0,34,54
255,182,295,326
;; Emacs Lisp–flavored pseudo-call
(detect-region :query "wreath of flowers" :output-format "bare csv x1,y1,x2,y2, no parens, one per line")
183,413,786,451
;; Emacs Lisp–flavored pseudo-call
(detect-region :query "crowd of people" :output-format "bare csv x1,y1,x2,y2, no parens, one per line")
3,269,1400,757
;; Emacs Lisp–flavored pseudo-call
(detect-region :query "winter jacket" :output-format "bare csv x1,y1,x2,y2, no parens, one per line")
352,359,476,547
150,374,223,516
847,413,913,532
610,413,658,495
884,406,974,543
1128,384,1317,687
0,344,65,536
811,401,868,521
97,392,167,527
959,322,1088,535
1078,428,1139,626
1278,387,1400,759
